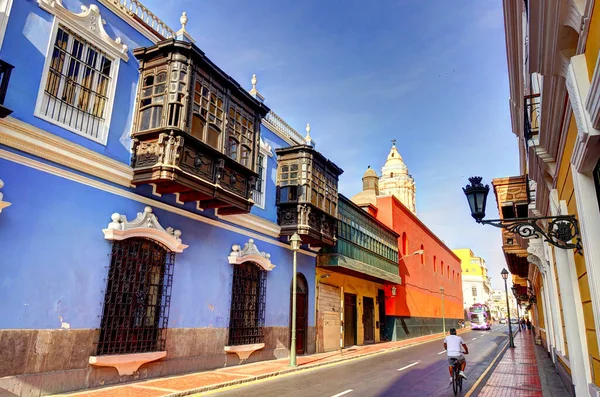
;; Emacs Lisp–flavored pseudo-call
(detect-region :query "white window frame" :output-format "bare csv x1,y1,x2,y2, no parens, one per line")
253,138,273,209
0,0,13,50
35,1,128,145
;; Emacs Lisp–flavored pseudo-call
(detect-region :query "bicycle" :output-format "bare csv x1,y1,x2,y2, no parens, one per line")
449,357,463,395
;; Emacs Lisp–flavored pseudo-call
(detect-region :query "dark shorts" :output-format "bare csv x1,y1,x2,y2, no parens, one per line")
448,355,465,366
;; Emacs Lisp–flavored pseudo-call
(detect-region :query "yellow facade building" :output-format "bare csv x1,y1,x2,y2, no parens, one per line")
453,249,493,310
500,0,600,394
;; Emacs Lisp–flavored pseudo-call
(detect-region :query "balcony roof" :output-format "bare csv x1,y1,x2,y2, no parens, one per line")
317,253,401,284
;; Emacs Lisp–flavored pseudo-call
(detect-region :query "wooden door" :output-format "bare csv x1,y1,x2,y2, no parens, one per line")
318,283,341,352
292,273,309,355
344,293,357,347
363,297,375,343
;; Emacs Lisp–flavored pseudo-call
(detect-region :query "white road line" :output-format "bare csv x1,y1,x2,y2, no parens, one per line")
472,337,477,340
330,390,353,397
398,361,420,371
438,350,447,355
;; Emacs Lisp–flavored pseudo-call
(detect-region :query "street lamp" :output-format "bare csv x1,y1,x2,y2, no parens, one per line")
462,177,582,253
289,233,302,367
400,249,424,260
440,286,446,335
501,268,515,348
511,285,520,330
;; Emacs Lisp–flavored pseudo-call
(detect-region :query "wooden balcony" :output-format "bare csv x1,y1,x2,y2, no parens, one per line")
131,40,269,215
276,145,343,247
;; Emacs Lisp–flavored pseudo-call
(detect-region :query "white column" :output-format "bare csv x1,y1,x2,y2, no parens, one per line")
539,282,554,355
545,242,566,355
572,170,600,357
550,190,591,396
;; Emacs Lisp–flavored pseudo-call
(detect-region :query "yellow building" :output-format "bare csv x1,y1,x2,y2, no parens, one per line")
453,249,493,309
500,0,600,394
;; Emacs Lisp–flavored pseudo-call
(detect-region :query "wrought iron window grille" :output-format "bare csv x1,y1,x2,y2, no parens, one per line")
97,238,174,355
228,262,267,346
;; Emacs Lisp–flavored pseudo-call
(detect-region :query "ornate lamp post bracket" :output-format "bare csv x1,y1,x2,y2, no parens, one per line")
463,177,582,254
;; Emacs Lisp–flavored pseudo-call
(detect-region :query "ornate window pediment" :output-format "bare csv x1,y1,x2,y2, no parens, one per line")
102,206,188,253
38,0,128,61
228,238,275,271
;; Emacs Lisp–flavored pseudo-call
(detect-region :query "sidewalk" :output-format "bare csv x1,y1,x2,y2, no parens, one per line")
476,329,570,397
58,330,466,397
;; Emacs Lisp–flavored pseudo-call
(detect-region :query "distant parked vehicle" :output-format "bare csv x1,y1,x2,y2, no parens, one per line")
510,318,519,324
499,318,507,324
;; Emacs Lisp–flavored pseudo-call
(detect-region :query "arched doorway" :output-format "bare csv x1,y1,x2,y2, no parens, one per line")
290,273,309,355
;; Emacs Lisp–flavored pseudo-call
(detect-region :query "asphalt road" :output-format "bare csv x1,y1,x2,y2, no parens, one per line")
201,325,510,397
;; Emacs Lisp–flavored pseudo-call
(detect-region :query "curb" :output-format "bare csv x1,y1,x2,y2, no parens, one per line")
164,330,469,397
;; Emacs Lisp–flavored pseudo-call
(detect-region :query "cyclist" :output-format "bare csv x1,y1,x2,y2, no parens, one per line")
444,328,469,381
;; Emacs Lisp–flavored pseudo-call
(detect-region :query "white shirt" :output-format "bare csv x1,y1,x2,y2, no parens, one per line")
444,335,465,357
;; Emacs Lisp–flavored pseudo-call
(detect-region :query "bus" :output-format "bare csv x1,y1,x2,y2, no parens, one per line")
469,303,491,330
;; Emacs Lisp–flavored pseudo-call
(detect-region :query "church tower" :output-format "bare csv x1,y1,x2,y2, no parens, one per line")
379,140,416,214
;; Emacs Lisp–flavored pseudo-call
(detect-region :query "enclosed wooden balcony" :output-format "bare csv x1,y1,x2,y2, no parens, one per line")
131,40,270,215
276,145,343,246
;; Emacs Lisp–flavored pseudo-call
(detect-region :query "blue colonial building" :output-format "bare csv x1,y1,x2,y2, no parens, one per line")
0,1,342,395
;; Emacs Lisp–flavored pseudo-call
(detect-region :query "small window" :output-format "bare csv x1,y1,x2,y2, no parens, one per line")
280,186,298,203
206,125,221,149
227,137,238,160
253,153,267,208
433,256,437,272
420,244,424,265
441,261,444,275
139,71,167,131
39,26,116,143
240,145,251,168
402,232,408,256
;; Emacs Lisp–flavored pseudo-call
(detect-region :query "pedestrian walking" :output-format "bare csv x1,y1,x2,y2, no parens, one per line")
526,318,532,334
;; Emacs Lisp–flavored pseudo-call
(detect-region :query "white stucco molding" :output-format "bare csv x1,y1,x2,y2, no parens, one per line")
527,238,546,274
38,0,128,61
259,137,274,157
103,206,188,253
0,117,133,187
0,178,10,213
566,55,600,173
89,351,166,376
228,238,275,271
216,211,281,238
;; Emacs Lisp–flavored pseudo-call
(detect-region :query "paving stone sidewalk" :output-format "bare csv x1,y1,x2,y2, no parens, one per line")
59,330,469,397
477,330,570,397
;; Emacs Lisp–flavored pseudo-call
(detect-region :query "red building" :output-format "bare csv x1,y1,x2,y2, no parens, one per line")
351,145,463,340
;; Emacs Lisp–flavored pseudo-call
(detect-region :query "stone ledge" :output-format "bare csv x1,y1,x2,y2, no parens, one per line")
89,351,167,376
224,343,265,361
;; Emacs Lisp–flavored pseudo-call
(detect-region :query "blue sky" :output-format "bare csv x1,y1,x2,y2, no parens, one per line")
144,0,520,290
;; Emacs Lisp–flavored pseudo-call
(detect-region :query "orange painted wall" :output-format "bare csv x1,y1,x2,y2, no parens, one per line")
375,195,463,320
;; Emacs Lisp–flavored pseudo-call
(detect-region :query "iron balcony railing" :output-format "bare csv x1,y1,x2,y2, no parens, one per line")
524,93,540,141
0,59,14,118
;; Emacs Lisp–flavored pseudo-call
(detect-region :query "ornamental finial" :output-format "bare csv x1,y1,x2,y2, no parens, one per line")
180,12,188,30
305,123,312,143
251,74,257,90
391,138,396,147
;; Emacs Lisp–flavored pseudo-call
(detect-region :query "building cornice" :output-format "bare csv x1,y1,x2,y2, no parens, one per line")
0,117,133,187
0,148,317,258
502,0,525,138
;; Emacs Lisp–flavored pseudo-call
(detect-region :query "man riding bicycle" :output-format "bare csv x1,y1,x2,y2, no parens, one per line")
444,328,468,381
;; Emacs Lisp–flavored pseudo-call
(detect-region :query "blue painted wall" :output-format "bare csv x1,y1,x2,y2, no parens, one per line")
1,0,152,164
250,125,293,223
0,158,315,330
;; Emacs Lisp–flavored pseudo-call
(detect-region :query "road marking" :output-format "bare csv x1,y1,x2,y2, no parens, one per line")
472,337,477,340
437,350,447,355
331,390,353,397
398,361,420,371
